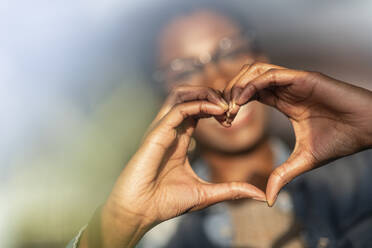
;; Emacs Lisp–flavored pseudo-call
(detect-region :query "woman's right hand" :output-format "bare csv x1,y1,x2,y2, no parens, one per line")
82,85,266,248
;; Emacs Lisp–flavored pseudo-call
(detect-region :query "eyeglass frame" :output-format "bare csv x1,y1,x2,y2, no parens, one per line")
152,30,260,84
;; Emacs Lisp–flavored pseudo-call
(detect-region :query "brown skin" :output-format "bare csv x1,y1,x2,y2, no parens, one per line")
79,87,266,248
224,62,372,206
80,11,271,248
157,11,274,192
79,10,372,248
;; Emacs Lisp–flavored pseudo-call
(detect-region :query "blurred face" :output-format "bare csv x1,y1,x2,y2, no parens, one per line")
156,10,268,153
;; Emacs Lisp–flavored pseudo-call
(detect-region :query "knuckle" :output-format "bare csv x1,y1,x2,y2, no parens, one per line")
229,182,241,191
195,186,205,206
230,182,243,199
172,102,183,114
206,87,215,95
251,62,265,74
179,108,188,119
169,87,183,101
224,84,233,92
250,62,258,70
254,61,264,67
267,69,278,83
199,101,207,113
272,167,288,184
241,63,251,71
299,70,318,80
309,71,323,78
171,85,186,95
173,102,182,108
252,61,263,68
232,86,241,94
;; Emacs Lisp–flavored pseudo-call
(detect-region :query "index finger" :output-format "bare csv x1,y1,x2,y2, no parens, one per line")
145,101,227,152
234,69,305,106
224,62,285,103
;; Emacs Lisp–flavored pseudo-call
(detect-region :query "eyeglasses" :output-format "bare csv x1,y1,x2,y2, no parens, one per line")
153,31,259,85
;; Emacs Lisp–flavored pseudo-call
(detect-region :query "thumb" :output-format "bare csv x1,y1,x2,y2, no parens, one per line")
266,152,315,207
194,182,266,211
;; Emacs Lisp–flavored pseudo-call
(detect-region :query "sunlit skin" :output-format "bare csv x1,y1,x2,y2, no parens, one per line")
80,13,269,248
78,11,372,248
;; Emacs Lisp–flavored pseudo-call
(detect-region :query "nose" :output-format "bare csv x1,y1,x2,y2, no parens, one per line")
203,63,229,92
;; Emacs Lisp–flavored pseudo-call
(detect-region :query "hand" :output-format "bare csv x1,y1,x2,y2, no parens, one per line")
91,85,266,248
224,62,372,206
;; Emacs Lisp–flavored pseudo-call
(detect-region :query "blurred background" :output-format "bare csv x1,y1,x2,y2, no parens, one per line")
1,0,372,247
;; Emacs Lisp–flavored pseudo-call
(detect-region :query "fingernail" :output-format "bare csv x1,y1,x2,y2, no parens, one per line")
232,92,240,106
218,97,229,111
226,109,231,118
220,102,229,111
267,194,278,207
226,111,236,124
222,121,231,127
231,100,236,111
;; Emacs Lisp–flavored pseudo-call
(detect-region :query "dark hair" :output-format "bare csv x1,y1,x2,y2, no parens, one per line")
134,0,261,94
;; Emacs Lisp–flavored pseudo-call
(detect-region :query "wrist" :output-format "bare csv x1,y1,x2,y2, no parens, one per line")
367,107,372,149
100,200,152,248
363,91,372,148
349,86,372,151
